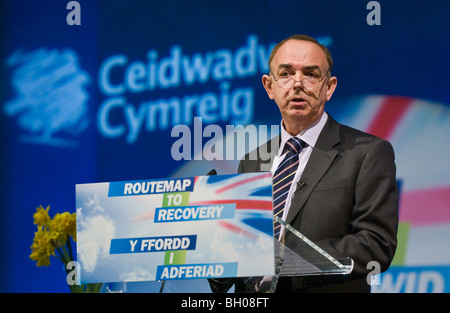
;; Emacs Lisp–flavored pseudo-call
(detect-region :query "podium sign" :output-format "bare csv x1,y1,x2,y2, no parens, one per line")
76,172,275,284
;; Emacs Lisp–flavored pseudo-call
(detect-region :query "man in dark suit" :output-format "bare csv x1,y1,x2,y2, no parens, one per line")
210,34,398,293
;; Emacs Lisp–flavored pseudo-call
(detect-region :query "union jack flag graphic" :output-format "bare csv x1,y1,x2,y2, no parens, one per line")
188,172,274,238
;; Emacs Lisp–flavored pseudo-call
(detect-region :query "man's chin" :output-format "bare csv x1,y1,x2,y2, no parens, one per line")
287,108,308,119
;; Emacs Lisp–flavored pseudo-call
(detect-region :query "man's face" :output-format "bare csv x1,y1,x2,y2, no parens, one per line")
262,39,337,134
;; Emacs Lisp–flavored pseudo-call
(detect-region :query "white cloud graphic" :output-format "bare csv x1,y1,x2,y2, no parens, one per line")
119,268,152,281
77,195,115,273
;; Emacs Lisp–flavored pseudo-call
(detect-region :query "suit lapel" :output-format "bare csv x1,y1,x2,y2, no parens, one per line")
285,116,341,225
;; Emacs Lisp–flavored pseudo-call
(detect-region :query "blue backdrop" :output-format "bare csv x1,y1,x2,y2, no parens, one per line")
1,0,450,292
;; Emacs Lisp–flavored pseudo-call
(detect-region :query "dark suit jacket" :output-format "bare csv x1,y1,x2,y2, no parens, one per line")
223,114,398,293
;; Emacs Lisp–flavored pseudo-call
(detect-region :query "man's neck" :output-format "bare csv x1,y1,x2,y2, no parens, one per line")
282,112,324,136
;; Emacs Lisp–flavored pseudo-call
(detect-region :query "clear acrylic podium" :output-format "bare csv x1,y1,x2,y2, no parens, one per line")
266,216,353,292
106,216,354,293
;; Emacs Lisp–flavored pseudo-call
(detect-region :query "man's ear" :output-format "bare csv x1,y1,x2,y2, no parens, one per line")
262,74,274,100
326,76,337,101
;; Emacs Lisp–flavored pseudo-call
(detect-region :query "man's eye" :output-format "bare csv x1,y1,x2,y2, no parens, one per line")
307,72,319,78
279,72,290,77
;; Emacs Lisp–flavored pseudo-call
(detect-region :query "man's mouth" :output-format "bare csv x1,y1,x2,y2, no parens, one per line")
289,97,307,106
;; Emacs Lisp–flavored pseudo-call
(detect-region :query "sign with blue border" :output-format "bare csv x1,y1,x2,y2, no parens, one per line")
76,172,274,284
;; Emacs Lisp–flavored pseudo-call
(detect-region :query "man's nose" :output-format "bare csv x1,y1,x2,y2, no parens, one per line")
292,77,304,89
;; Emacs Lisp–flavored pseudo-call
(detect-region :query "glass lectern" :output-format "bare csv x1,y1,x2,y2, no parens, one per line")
266,216,353,292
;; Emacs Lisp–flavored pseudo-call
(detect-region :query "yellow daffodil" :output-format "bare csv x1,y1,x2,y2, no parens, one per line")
30,227,55,267
30,205,102,292
33,205,50,228
30,206,76,266
48,212,76,245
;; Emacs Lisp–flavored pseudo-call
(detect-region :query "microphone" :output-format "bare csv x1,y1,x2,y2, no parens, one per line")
206,169,217,176
297,181,306,189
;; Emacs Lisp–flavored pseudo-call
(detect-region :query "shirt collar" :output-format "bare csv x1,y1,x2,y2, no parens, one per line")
279,111,328,155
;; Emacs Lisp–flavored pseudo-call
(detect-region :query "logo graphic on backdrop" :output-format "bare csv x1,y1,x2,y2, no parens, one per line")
4,35,333,148
76,172,275,283
97,35,272,143
96,34,331,144
4,48,90,147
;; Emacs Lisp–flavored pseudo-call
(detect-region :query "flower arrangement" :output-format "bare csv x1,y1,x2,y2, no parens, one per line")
30,205,102,292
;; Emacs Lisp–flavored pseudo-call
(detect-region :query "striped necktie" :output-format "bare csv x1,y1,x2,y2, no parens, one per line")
272,137,305,239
